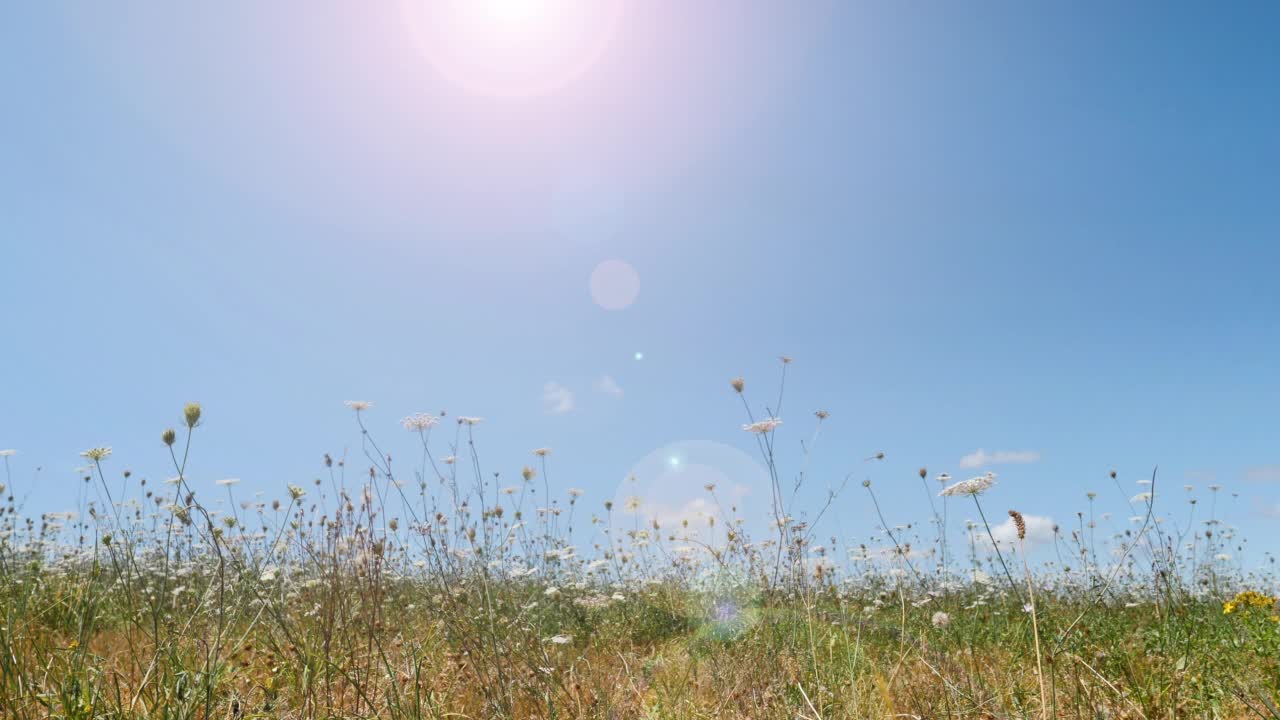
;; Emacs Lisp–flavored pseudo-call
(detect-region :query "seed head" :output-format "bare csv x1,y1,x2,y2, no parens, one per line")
1008,509,1026,540
918,467,927,479
730,377,745,393
183,402,202,428
162,428,177,447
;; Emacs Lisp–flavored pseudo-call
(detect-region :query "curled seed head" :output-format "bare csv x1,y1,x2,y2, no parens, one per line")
1008,509,1026,541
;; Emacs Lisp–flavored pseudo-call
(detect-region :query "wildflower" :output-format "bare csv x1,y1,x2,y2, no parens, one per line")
401,413,439,431
457,416,483,426
1223,590,1277,615
287,484,306,501
939,475,995,497
161,428,176,446
931,611,951,628
183,402,202,428
935,473,951,484
568,488,584,498
0,450,14,457
1008,510,1026,540
730,377,745,393
544,586,561,597
549,634,572,645
532,447,552,457
815,409,829,420
1130,492,1152,503
522,466,536,482
215,478,241,487
442,455,457,465
259,566,278,582
742,417,783,434
625,496,642,512
780,355,793,364
344,400,373,412
81,447,112,462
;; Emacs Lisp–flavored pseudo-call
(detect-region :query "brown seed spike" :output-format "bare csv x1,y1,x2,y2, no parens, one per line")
1008,509,1026,541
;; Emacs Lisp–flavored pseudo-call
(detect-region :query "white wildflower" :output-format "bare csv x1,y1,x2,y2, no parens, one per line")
742,417,783,434
80,447,112,461
401,413,439,432
939,475,995,497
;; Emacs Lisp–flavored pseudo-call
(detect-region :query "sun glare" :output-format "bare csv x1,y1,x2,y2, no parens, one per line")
481,0,544,24
403,0,625,98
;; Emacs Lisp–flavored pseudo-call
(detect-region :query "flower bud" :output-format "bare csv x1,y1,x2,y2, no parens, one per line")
183,402,202,428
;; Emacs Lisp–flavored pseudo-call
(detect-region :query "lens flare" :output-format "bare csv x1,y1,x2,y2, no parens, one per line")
589,259,640,310
402,0,625,98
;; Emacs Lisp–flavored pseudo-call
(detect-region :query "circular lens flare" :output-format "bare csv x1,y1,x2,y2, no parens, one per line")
590,259,640,310
403,0,625,98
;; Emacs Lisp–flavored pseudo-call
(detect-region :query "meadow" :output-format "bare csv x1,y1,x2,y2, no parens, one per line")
1,364,1277,719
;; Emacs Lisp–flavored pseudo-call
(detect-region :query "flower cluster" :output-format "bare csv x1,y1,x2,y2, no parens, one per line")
939,473,995,497
1223,590,1278,620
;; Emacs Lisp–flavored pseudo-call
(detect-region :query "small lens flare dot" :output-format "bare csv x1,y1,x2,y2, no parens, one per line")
668,456,681,467
634,352,644,361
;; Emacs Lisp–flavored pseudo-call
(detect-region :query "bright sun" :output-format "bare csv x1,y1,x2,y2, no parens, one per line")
481,0,544,24
402,0,625,99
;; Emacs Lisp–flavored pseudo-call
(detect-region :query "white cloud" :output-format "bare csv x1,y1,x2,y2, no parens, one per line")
959,448,1041,469
1244,465,1280,484
976,513,1056,553
594,374,624,399
541,381,575,415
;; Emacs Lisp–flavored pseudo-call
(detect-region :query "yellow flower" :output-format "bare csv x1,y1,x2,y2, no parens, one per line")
1223,590,1277,617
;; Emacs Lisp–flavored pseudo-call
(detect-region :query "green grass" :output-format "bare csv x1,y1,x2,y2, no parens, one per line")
1,385,1276,718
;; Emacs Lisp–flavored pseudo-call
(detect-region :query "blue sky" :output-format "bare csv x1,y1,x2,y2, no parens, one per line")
2,2,1279,563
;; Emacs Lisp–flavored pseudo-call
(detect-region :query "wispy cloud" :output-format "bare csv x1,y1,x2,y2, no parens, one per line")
1243,465,1280,484
594,374,624,399
959,448,1041,469
541,381,575,415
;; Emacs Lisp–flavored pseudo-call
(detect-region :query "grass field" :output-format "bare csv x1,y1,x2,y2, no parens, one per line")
2,376,1278,718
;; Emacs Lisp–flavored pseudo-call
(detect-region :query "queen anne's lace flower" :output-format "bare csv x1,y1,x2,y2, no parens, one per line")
80,447,112,461
401,413,439,432
742,418,783,434
939,474,995,497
